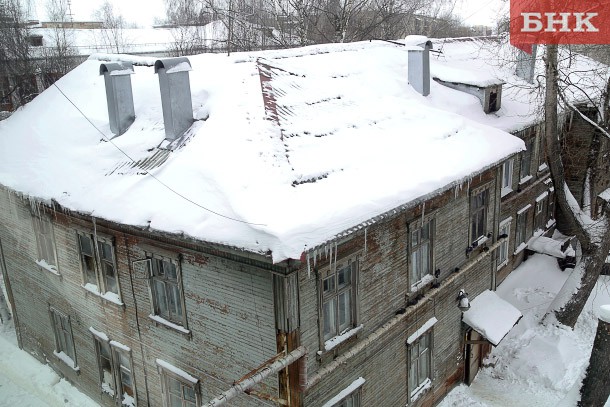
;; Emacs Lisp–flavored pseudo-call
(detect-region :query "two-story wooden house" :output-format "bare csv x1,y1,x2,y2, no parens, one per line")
0,37,605,407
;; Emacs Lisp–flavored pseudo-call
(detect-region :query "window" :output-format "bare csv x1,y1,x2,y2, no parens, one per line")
77,232,120,298
158,362,200,407
534,198,546,231
498,219,511,268
470,188,489,243
33,214,58,272
410,219,434,288
93,334,136,406
148,256,187,327
520,138,535,181
501,159,513,196
409,331,432,399
331,392,360,407
515,207,530,250
49,307,77,368
321,256,358,343
321,378,365,407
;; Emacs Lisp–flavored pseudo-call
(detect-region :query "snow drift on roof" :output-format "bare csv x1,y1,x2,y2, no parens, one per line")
0,40,528,262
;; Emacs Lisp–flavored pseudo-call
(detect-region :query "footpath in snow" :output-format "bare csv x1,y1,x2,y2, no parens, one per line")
439,253,610,407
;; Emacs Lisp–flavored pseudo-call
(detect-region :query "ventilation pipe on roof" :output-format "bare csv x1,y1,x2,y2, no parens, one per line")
99,62,135,136
515,45,538,84
154,57,194,141
407,39,433,96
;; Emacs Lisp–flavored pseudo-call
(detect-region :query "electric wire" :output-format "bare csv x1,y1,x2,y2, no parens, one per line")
52,82,267,227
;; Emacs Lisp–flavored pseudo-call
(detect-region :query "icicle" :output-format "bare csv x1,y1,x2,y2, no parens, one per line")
364,228,368,256
306,252,311,278
334,242,338,271
313,249,317,268
421,201,426,223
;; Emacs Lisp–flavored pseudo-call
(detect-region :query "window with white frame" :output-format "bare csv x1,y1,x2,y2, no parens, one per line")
147,255,187,328
501,159,514,196
158,362,200,407
77,232,120,297
498,219,511,269
409,331,432,399
520,138,535,181
328,388,361,407
321,378,365,407
33,214,58,272
410,219,434,288
515,208,529,249
534,198,546,231
93,334,136,406
49,307,77,368
470,188,489,243
320,255,358,343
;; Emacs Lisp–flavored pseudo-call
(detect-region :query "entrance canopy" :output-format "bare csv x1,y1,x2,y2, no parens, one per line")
462,290,522,346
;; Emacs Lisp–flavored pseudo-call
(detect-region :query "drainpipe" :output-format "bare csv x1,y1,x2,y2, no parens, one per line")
203,346,307,407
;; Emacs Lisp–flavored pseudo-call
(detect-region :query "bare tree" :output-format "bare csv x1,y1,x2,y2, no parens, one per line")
39,0,79,88
0,0,38,110
94,1,127,53
542,44,610,329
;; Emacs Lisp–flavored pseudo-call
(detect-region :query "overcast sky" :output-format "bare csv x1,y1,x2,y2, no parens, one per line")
31,0,506,28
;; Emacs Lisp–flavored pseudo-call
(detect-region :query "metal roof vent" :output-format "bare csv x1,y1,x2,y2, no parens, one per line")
407,39,432,96
99,62,135,136
515,45,538,84
154,57,194,141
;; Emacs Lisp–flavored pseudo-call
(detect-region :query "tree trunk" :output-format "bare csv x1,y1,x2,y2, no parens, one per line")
543,44,610,328
578,312,610,406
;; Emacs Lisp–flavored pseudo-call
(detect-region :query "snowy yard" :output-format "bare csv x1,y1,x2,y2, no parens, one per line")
0,324,98,406
0,253,608,406
439,254,610,407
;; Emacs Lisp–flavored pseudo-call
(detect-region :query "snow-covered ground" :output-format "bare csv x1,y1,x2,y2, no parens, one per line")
0,324,99,406
0,252,608,406
439,254,610,407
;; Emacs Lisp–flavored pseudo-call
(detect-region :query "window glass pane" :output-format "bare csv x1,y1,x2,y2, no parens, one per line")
164,261,177,280
323,275,335,294
421,223,430,240
104,263,118,293
154,280,168,316
409,359,417,390
323,298,336,340
169,394,183,407
337,265,351,288
411,250,419,282
184,385,196,401
411,230,419,247
421,242,429,275
419,348,429,383
78,234,93,255
153,259,164,277
338,290,351,331
168,283,182,318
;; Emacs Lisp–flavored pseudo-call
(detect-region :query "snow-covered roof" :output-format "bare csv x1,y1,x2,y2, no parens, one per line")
462,289,523,346
0,40,531,262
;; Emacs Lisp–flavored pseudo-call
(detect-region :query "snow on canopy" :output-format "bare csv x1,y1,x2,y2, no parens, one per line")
0,40,532,262
462,289,523,346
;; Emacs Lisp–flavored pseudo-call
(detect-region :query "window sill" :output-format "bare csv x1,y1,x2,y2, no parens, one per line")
500,187,513,198
149,314,191,337
410,378,432,403
538,163,549,172
497,260,508,270
52,351,80,373
410,274,434,293
35,260,60,276
318,325,363,354
519,175,533,185
82,284,124,306
514,242,527,255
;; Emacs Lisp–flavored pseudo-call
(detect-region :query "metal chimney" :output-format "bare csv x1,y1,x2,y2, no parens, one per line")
408,40,433,96
99,62,135,136
515,45,538,84
154,57,194,141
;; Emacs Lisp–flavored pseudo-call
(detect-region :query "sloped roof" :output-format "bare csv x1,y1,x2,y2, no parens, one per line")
0,40,529,262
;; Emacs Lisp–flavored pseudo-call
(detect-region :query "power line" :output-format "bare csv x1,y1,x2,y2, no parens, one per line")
52,82,267,227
